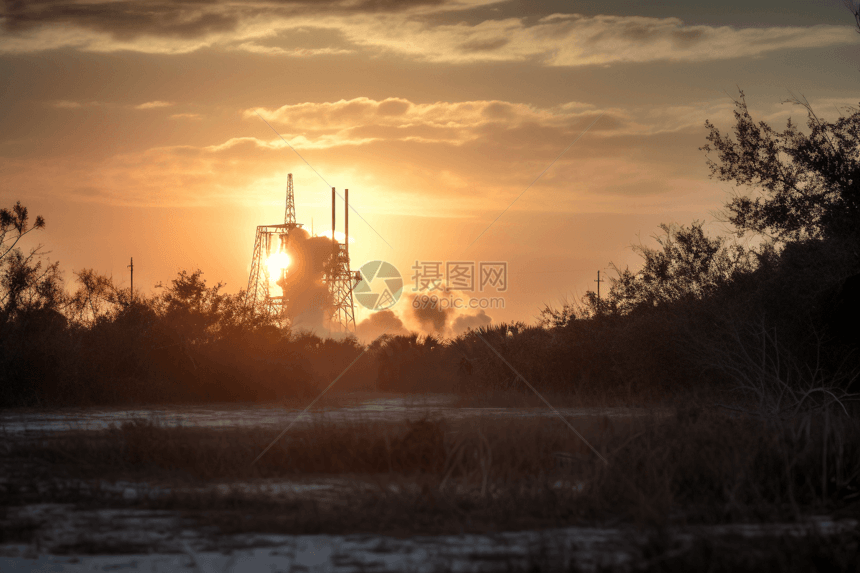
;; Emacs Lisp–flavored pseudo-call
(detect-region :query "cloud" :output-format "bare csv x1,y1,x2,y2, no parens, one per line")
312,13,854,67
0,0,467,38
248,97,607,148
135,101,174,110
2,1,239,39
206,134,377,152
246,95,743,155
49,100,106,109
51,100,83,109
50,99,181,112
0,2,852,65
0,0,481,53
12,89,818,223
4,92,740,214
236,42,354,57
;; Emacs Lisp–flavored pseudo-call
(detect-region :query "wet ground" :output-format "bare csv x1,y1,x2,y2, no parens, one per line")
3,395,851,571
1,503,854,572
0,394,653,434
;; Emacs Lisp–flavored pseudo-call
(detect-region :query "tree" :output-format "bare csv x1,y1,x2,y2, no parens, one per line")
1,201,45,262
155,269,226,343
702,92,860,243
605,222,755,315
0,201,62,319
68,268,125,325
538,297,580,328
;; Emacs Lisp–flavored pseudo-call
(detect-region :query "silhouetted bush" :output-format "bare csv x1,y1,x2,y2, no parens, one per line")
0,257,372,406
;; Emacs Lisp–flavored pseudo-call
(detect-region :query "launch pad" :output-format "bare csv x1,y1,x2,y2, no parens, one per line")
246,174,361,332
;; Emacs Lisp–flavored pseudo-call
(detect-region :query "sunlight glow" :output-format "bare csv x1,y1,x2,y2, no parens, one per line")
266,252,292,276
317,230,355,243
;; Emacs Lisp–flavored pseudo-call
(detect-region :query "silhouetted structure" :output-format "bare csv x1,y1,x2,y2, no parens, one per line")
327,187,362,332
246,175,361,331
247,174,303,317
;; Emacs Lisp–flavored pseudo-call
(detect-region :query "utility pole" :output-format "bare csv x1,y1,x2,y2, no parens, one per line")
594,270,604,300
128,257,134,302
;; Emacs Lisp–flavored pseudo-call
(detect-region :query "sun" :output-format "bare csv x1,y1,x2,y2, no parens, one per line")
266,252,292,276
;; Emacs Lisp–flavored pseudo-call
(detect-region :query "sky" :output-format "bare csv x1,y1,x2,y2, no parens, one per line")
1,0,858,338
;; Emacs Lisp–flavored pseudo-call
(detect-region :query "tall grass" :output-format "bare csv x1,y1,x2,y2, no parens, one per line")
6,411,859,532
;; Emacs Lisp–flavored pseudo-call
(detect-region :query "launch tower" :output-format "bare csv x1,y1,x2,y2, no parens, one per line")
246,174,361,332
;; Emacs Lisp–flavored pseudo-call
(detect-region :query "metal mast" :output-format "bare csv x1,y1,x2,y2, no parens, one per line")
247,174,303,317
325,187,361,332
284,173,296,225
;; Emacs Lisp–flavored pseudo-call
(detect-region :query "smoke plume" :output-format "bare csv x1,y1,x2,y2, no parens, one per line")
355,309,410,342
451,309,492,334
404,291,493,338
276,227,335,332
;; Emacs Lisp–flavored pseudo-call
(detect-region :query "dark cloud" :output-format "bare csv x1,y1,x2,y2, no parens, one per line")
2,1,239,39
1,0,447,39
587,20,661,46
2,0,847,65
422,0,853,29
458,37,509,52
481,101,515,119
616,21,665,44
671,28,705,47
337,0,446,13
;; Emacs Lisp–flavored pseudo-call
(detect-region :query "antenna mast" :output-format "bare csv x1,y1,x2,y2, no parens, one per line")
284,173,296,225
128,257,133,302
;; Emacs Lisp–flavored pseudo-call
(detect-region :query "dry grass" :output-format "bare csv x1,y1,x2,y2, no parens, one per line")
4,414,624,481
3,409,860,535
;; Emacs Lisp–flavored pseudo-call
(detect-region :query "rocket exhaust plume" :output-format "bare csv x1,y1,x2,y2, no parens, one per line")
277,227,335,330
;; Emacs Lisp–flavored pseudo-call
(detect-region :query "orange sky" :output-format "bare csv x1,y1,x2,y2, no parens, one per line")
1,0,858,336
